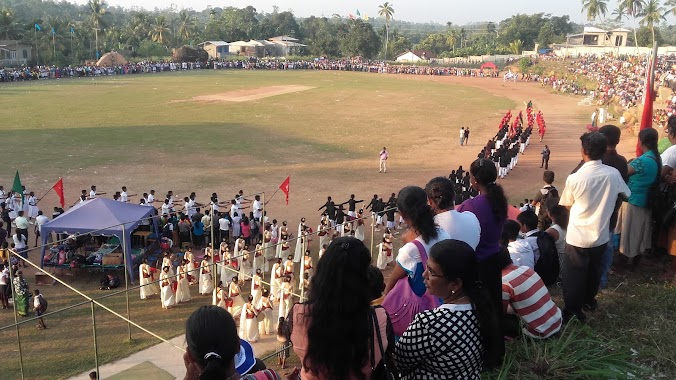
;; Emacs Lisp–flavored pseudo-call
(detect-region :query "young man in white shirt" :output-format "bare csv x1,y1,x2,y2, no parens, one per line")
379,147,388,173
218,213,231,243
517,210,541,263
559,132,630,324
502,220,535,269
34,211,50,247
89,185,106,200
252,195,263,221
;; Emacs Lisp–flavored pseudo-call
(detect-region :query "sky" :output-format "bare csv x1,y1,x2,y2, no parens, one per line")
70,0,590,25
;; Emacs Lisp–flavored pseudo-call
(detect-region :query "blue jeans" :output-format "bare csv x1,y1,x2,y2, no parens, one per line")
599,241,614,289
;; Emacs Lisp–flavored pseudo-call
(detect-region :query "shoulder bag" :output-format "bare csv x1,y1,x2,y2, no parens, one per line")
382,240,440,336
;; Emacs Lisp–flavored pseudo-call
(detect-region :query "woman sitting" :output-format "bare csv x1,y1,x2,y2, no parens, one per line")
182,305,280,380
394,239,504,379
289,237,392,380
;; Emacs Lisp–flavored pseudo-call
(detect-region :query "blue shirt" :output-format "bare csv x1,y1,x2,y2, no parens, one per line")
627,151,658,208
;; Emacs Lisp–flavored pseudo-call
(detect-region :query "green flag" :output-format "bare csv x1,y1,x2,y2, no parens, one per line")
12,171,23,203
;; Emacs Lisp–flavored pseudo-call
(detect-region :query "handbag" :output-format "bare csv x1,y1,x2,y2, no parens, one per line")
382,240,440,337
370,307,398,380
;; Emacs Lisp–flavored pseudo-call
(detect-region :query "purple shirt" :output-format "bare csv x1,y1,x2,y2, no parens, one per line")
457,194,505,261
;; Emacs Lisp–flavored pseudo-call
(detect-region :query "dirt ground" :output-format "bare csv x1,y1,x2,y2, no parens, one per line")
190,85,315,103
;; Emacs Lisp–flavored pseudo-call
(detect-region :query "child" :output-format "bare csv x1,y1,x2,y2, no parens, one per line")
277,317,290,369
33,289,47,329
501,220,535,269
89,372,97,380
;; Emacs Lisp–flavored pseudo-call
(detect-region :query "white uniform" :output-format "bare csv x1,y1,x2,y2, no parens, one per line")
139,263,159,299
160,272,175,309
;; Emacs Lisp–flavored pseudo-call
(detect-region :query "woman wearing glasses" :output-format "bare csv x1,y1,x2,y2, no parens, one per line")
394,240,503,379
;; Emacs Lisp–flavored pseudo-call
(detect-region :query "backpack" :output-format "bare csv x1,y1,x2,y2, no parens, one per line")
38,294,48,311
534,231,560,287
538,186,559,218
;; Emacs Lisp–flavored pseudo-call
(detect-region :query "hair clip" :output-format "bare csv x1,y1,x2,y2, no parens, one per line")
341,242,350,251
204,352,222,361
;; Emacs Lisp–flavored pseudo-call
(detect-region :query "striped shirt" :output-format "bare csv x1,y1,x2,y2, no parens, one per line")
501,264,562,338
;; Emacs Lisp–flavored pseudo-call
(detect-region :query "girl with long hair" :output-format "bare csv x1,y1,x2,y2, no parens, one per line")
289,237,391,380
395,240,504,378
457,158,509,311
384,186,450,297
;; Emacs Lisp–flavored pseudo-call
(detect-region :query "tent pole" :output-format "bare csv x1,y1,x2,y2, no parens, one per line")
122,225,132,341
9,259,25,380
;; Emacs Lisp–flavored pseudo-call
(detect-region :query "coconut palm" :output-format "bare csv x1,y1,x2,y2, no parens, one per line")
0,8,21,40
667,0,676,15
509,39,523,55
149,15,171,47
638,0,665,46
88,0,108,57
378,2,394,60
619,0,645,50
447,29,459,53
581,0,609,21
177,10,196,44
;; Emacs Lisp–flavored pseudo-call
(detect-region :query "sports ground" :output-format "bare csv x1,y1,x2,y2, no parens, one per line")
0,69,599,379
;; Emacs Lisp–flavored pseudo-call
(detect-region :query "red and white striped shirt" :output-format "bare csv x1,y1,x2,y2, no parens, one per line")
501,264,562,338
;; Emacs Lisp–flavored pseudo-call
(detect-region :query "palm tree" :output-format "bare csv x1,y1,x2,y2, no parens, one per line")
447,29,459,53
638,0,665,46
581,0,609,21
667,0,676,15
88,0,108,57
378,2,394,60
178,10,196,44
0,8,21,40
509,39,523,55
619,0,645,50
149,15,171,47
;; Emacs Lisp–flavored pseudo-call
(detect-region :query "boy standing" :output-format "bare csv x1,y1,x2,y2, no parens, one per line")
33,289,48,329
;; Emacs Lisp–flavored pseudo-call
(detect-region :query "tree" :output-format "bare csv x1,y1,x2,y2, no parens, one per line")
416,32,450,55
378,2,394,60
88,0,108,57
177,10,196,45
581,0,609,21
509,39,523,54
149,16,171,47
0,8,21,40
638,0,665,46
537,22,555,48
340,19,381,58
620,0,645,50
635,24,663,46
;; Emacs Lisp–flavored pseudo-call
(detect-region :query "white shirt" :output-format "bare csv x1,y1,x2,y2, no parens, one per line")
559,160,631,248
35,215,50,233
661,144,676,169
13,234,27,249
0,189,5,201
185,199,196,217
460,129,465,138
120,191,128,203
252,200,262,219
230,204,239,218
89,190,97,199
148,194,155,204
161,203,171,215
507,239,534,269
219,217,230,231
433,210,481,250
522,230,540,263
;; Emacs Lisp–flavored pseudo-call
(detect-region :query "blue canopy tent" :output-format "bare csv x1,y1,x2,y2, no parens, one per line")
40,198,158,280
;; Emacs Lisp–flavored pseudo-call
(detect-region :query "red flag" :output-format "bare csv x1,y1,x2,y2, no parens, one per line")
52,178,65,208
279,176,290,205
637,59,654,157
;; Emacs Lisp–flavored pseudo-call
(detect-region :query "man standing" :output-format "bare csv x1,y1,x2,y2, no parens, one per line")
541,145,551,169
379,147,388,173
14,211,29,244
34,211,50,247
318,196,337,226
559,132,630,323
464,128,470,145
459,127,465,146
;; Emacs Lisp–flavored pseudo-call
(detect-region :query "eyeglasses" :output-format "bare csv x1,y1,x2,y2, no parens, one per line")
424,267,445,278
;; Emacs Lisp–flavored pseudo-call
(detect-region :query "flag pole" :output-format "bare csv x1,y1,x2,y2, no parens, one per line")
265,187,280,204
36,187,54,203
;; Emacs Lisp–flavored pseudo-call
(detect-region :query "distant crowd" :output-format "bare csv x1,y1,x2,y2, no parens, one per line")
0,57,502,83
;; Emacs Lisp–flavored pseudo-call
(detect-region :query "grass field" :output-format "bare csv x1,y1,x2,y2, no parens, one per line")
0,70,514,184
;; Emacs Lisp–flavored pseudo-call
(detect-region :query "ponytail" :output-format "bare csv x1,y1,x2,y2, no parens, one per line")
466,282,504,369
200,353,227,380
485,182,508,222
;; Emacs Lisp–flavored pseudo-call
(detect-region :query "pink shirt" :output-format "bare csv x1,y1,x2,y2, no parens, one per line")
380,151,388,160
240,223,251,238
291,304,389,380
